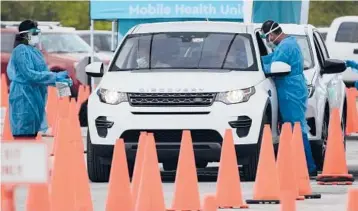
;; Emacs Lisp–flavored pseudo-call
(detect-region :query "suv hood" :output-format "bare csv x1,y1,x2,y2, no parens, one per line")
99,70,264,93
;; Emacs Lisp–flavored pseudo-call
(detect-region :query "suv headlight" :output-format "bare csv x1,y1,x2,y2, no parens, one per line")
307,85,315,98
97,88,127,105
216,87,255,104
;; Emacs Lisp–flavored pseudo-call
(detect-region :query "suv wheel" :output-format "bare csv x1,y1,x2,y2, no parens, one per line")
242,110,270,181
87,131,111,182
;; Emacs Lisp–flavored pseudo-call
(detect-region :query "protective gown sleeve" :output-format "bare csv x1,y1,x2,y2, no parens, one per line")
14,47,57,85
347,60,358,71
261,46,291,74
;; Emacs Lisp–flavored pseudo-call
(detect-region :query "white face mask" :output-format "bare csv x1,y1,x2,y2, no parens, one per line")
28,35,40,46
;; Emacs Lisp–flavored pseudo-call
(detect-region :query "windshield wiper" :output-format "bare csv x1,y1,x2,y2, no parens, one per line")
49,50,69,53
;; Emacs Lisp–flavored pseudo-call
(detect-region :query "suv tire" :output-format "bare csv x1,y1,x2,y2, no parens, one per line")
87,131,111,182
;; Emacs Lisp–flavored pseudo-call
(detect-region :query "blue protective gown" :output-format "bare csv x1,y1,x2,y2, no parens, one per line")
6,44,57,136
346,60,358,89
261,36,317,173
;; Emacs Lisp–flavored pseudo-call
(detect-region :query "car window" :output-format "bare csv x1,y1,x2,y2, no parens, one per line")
314,31,330,59
292,35,315,70
79,33,117,52
320,32,327,41
41,33,92,53
110,32,258,71
1,33,15,53
335,22,358,43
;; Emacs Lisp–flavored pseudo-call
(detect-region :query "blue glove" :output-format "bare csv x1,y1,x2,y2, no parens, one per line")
346,60,356,68
56,78,73,87
55,71,69,81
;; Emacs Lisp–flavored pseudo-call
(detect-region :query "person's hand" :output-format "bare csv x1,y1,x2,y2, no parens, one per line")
346,60,355,68
57,78,73,87
56,71,69,80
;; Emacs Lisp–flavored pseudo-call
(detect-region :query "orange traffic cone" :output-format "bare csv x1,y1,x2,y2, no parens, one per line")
49,104,76,211
1,185,15,211
246,125,280,204
146,133,166,211
132,132,148,204
68,100,93,211
203,195,217,211
347,188,358,211
216,129,248,209
134,133,165,211
277,123,303,201
51,98,70,156
106,139,133,211
346,88,358,134
292,122,321,199
69,98,85,153
1,107,13,140
170,130,201,211
280,191,296,211
26,184,51,211
317,108,354,185
1,73,9,108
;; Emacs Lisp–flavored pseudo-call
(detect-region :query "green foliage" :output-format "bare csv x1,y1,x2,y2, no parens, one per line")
0,1,111,30
1,1,358,30
308,1,358,27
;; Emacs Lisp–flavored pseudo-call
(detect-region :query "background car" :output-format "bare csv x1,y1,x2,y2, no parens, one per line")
76,30,121,57
83,21,347,182
325,16,358,86
0,24,111,97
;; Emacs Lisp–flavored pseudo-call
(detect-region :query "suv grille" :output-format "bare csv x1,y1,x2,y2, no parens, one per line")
127,93,217,107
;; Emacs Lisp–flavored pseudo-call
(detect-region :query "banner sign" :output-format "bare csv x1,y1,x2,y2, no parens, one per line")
90,0,244,20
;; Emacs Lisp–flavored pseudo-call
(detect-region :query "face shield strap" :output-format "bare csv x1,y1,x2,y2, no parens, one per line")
19,28,41,36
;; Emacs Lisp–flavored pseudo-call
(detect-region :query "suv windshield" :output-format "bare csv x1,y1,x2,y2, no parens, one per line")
1,33,15,53
41,33,92,53
110,32,257,71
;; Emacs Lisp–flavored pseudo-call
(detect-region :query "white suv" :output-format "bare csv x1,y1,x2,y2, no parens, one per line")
84,21,347,182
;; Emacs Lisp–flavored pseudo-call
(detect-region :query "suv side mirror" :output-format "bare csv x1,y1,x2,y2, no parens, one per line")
265,61,291,77
85,62,104,77
321,59,347,74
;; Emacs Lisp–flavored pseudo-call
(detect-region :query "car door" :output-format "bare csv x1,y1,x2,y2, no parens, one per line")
313,30,344,113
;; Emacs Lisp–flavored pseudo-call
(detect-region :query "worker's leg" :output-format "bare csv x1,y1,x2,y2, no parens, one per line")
301,131,317,174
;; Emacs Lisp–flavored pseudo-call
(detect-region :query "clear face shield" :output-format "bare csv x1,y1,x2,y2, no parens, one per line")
19,28,41,46
260,23,282,49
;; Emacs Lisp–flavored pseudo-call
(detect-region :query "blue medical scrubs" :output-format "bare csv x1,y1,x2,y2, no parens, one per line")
6,44,57,136
261,36,317,173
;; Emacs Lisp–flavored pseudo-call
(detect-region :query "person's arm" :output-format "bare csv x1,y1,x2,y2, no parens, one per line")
346,60,358,71
262,46,291,74
14,47,57,86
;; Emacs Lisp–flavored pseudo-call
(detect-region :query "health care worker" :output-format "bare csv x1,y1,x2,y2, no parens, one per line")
345,60,358,89
260,20,317,176
7,19,73,139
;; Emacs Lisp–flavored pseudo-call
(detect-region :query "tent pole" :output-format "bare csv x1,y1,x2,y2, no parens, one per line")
111,20,115,51
90,19,95,89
